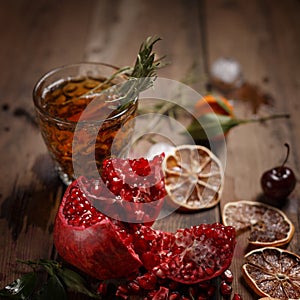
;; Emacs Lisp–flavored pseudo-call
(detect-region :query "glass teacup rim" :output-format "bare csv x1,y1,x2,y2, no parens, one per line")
32,62,137,126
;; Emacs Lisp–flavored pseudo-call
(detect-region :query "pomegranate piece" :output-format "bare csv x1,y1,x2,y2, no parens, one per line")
220,281,232,297
151,286,169,299
101,267,219,299
100,154,166,223
53,178,142,280
232,293,243,300
221,269,234,284
132,223,236,284
54,154,236,290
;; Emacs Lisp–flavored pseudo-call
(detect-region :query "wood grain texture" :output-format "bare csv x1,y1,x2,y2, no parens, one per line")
0,0,299,299
205,0,300,298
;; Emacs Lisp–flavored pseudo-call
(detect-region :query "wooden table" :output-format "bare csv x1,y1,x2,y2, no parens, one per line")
0,0,299,299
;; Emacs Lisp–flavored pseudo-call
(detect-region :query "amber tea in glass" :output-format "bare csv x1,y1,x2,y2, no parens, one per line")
33,63,138,185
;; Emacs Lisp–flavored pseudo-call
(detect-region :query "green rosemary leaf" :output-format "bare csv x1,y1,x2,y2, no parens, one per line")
0,272,37,299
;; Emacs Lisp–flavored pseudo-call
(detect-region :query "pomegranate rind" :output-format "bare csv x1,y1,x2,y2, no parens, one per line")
136,223,236,284
222,200,294,247
53,178,142,280
242,247,300,300
162,145,224,212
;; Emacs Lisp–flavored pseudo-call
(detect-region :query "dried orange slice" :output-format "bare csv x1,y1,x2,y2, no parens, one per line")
162,145,224,211
243,247,300,299
222,201,294,247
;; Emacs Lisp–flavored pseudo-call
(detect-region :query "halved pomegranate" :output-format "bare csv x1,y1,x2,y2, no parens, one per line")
53,155,236,289
131,222,236,284
54,155,166,280
53,177,142,280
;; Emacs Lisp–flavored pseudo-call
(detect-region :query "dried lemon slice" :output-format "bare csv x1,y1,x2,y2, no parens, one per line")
222,200,294,247
243,247,300,300
162,145,224,211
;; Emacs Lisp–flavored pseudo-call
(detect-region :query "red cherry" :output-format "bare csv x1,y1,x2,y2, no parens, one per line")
261,143,296,205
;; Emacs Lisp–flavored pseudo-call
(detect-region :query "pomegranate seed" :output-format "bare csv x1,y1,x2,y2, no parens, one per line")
97,282,107,295
151,286,169,299
232,293,242,300
136,272,157,290
127,281,140,294
220,281,232,297
116,285,129,298
169,291,180,300
221,269,234,284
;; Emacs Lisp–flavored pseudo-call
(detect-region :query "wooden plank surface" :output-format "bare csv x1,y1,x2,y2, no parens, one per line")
205,0,300,298
0,0,300,299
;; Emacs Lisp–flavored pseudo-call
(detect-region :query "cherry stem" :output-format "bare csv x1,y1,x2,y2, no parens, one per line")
282,143,290,167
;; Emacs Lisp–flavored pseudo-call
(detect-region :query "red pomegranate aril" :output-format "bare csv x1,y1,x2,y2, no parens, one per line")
169,291,181,300
220,281,232,297
232,293,242,300
152,286,169,299
221,269,234,284
136,273,157,290
97,282,107,295
130,157,151,176
127,281,141,294
116,285,130,299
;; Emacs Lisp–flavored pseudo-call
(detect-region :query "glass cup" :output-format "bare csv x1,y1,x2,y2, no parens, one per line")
33,63,138,185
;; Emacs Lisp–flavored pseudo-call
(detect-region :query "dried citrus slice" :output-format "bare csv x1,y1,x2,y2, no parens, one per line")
162,145,224,211
222,201,294,247
243,247,300,299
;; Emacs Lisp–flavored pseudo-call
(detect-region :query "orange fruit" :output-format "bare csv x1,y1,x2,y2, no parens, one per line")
194,94,234,118
222,201,294,247
162,145,224,211
243,247,300,299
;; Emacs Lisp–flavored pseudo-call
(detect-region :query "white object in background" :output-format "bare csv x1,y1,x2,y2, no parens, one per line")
210,57,244,88
146,143,175,160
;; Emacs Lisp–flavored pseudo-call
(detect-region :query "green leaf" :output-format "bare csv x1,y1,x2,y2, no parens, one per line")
187,113,240,140
0,272,37,299
35,275,67,300
57,268,99,299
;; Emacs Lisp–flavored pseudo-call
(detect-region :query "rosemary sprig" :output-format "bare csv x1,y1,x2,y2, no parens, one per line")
82,36,165,112
130,36,165,90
